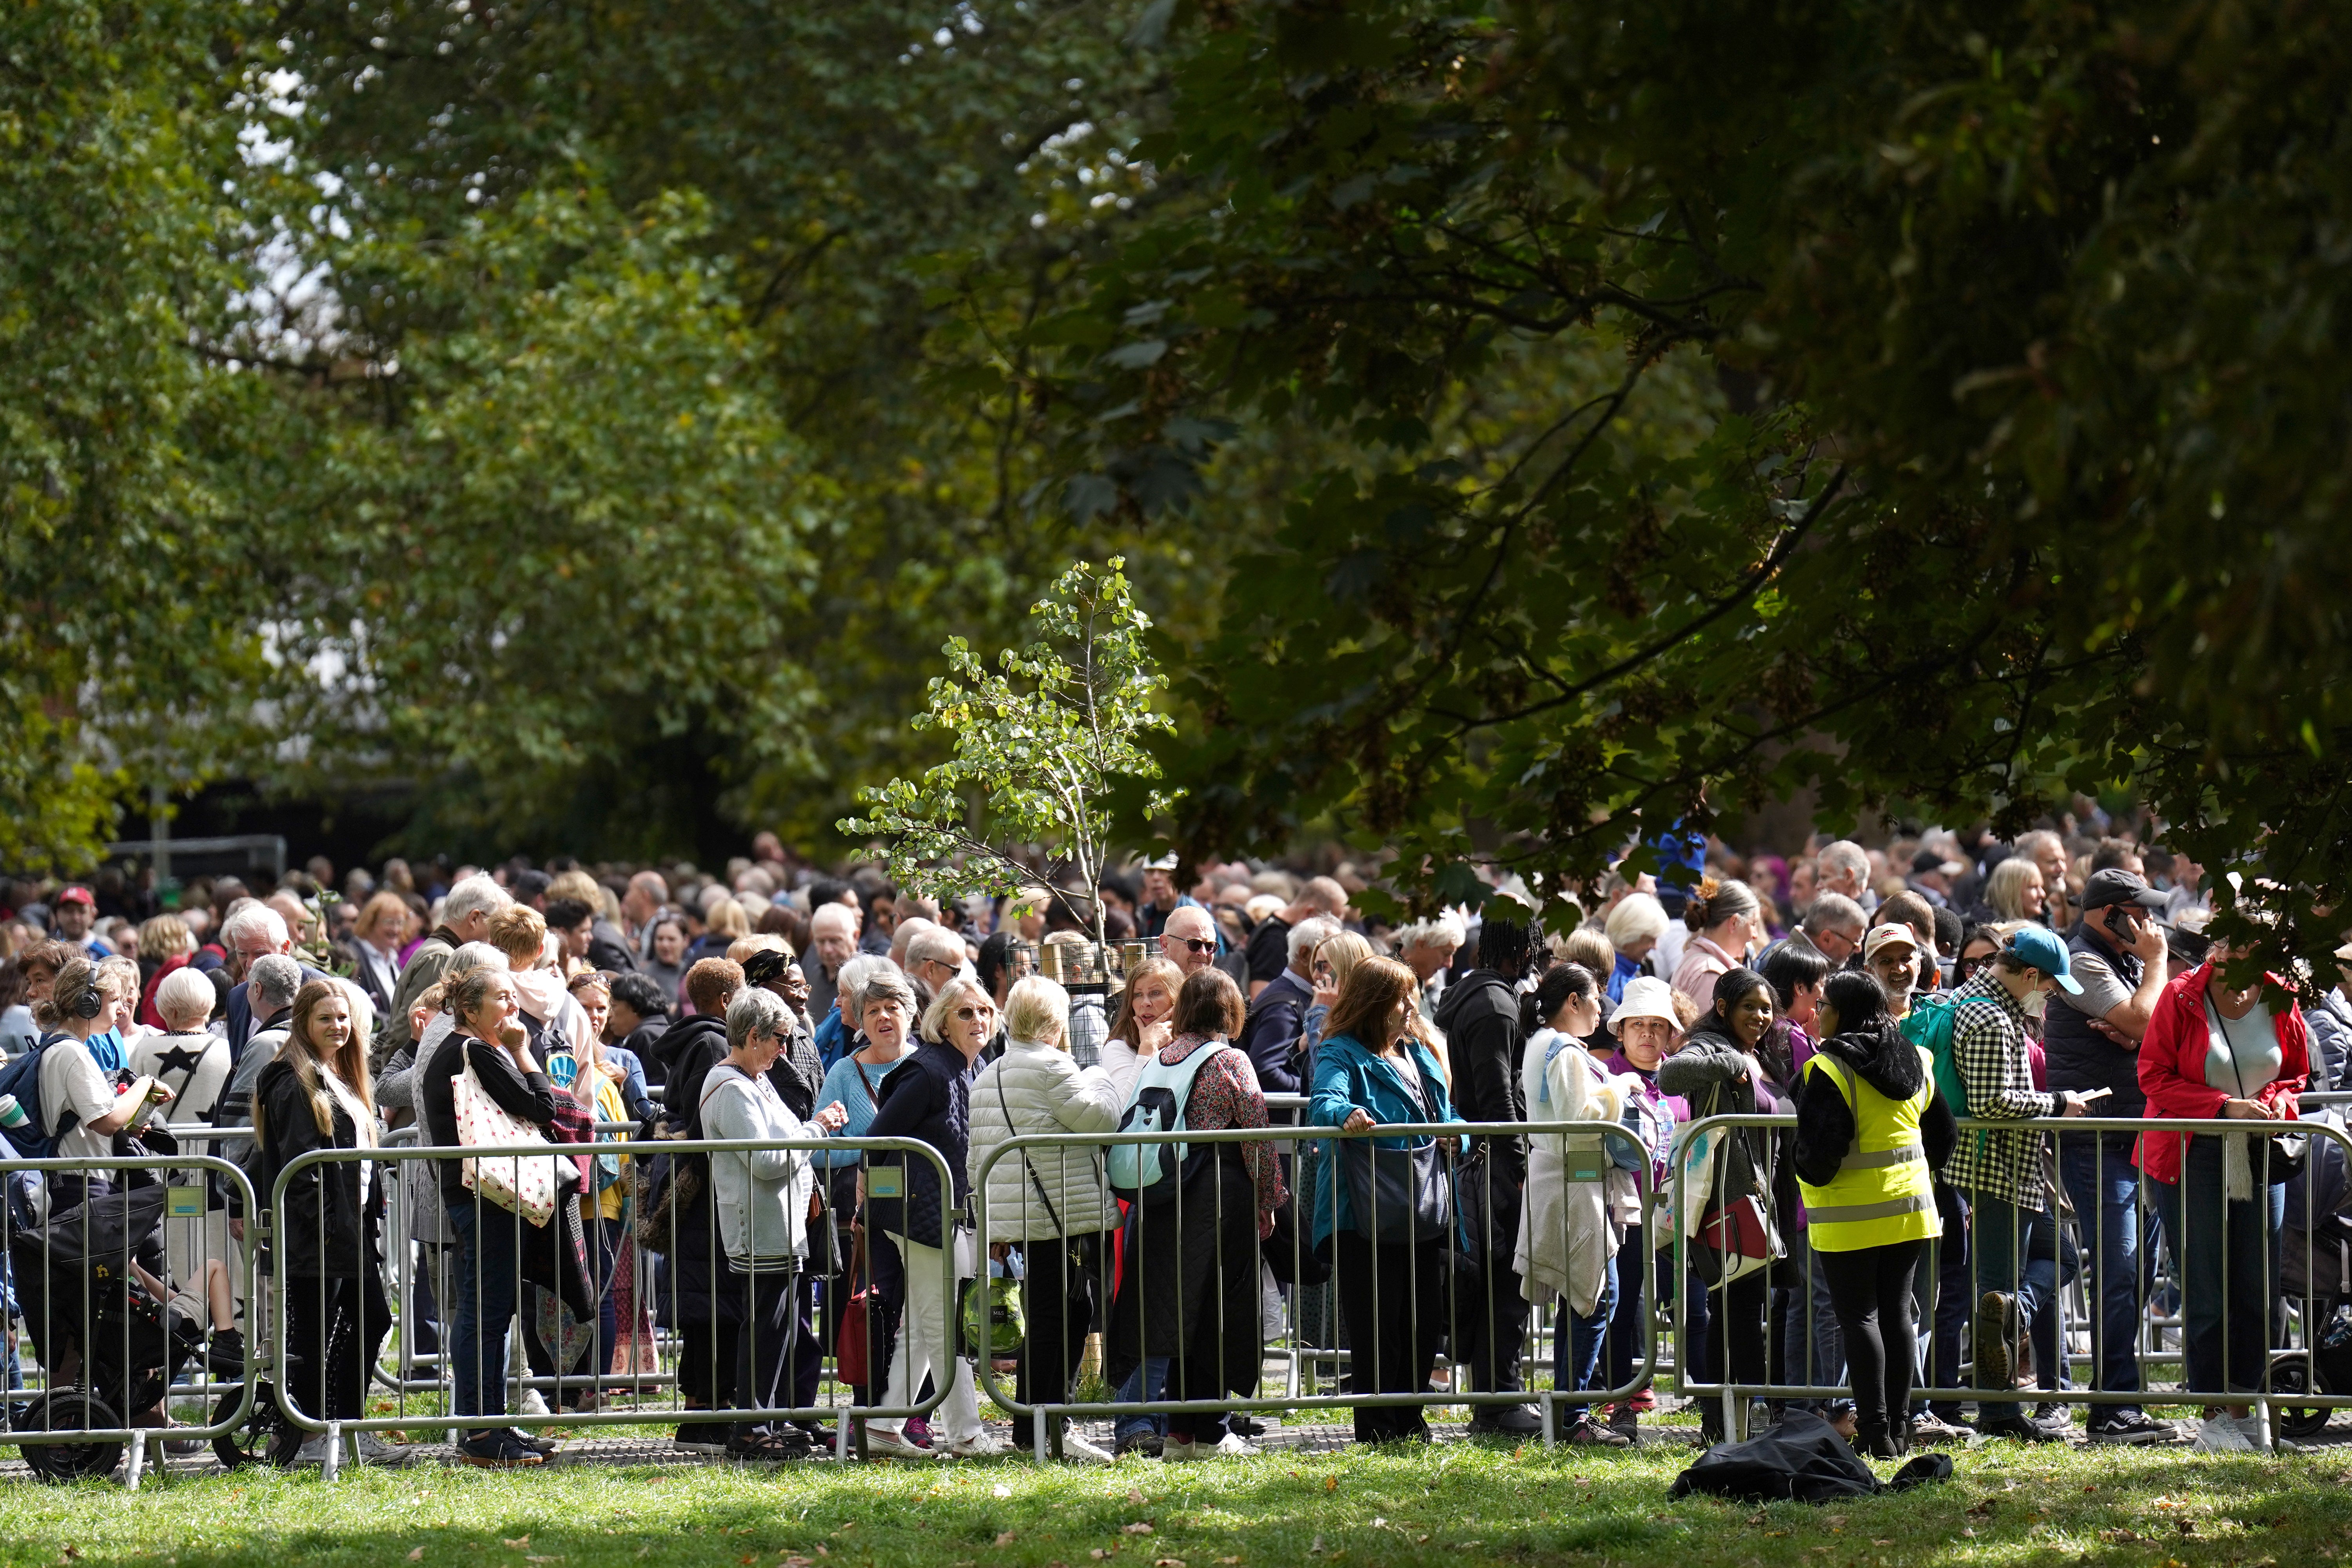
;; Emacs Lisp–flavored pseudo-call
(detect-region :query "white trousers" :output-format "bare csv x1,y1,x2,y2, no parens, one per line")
873,1232,982,1443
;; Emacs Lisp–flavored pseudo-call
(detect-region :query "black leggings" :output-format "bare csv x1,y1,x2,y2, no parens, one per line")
1818,1238,1927,1442
283,1270,393,1423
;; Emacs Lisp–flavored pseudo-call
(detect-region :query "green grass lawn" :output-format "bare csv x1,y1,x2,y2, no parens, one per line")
0,1436,2341,1568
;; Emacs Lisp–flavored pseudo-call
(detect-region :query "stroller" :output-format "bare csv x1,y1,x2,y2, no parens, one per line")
8,1183,302,1479
2269,1112,2352,1441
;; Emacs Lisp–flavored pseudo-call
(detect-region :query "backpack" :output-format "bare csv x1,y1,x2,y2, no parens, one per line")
0,1034,70,1160
1900,994,1971,1120
1105,1043,1226,1204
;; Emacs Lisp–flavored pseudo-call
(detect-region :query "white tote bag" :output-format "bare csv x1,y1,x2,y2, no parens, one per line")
452,1055,557,1227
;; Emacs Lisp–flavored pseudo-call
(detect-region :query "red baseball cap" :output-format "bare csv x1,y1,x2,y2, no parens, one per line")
55,885,95,907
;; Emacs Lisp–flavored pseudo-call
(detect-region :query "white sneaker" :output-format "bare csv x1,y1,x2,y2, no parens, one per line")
1207,1432,1258,1458
1160,1437,1200,1463
2235,1412,2271,1450
519,1388,552,1417
355,1432,419,1467
2194,1414,2253,1453
864,1426,945,1461
1060,1434,1116,1465
938,1431,1011,1458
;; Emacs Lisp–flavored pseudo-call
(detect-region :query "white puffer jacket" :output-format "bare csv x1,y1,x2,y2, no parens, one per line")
966,1037,1124,1242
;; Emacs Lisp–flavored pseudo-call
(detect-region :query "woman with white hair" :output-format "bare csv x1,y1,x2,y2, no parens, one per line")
1602,893,1670,1004
130,967,231,1122
860,972,1008,1459
966,975,1123,1462
697,987,817,1460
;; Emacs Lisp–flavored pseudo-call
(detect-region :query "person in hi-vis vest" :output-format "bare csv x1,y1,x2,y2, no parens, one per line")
1791,971,1957,1460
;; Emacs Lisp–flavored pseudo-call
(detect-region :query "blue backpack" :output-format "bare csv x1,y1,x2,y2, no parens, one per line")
0,1034,78,1160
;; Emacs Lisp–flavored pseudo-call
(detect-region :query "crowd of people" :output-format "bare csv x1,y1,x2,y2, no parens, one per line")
0,807,2337,1470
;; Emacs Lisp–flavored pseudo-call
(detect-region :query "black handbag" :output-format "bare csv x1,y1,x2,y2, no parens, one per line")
1339,1132,1452,1243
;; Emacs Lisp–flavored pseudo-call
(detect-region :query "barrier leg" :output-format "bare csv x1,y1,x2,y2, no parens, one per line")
1540,1390,1556,1447
1034,1404,1051,1465
124,1429,147,1490
322,1420,341,1481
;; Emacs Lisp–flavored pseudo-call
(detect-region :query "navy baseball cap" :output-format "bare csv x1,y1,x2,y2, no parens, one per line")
2002,926,2083,994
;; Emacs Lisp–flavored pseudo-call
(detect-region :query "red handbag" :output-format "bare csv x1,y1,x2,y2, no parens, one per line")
836,1225,872,1386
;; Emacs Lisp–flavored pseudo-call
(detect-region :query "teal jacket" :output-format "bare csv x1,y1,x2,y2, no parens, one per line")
1305,1031,1468,1250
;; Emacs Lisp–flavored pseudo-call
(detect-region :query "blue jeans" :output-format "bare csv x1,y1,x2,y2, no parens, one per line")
2152,1135,2286,1397
1965,1191,2048,1425
1549,1252,1619,1423
2058,1132,2144,1418
1114,1356,1172,1443
446,1201,521,1422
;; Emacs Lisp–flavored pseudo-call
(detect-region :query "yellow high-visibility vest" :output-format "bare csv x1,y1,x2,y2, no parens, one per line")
1798,1047,1941,1252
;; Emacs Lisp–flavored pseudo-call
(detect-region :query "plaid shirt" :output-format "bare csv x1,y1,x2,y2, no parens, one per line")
1940,972,2059,1210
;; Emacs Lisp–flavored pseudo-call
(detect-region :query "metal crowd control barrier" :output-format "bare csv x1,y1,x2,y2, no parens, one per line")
1668,1111,2352,1450
0,1151,261,1487
270,1136,956,1475
971,1118,1656,1458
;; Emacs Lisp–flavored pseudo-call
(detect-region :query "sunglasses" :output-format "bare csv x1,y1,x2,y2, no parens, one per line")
1167,937,1217,955
951,1005,996,1023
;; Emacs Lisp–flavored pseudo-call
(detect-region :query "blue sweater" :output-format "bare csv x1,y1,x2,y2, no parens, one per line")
1305,1031,1467,1249
811,1051,909,1167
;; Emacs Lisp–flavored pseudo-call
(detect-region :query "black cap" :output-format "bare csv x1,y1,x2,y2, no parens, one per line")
740,949,795,987
2081,867,2167,912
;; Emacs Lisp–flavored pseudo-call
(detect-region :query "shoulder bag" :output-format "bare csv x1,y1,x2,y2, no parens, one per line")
453,1045,559,1227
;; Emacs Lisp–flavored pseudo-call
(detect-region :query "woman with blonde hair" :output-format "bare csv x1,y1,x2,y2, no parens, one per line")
861,972,1010,1458
1298,930,1375,1061
1981,857,2048,924
967,975,1123,1461
253,978,409,1465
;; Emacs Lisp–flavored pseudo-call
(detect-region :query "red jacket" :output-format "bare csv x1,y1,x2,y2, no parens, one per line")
2133,963,2307,1186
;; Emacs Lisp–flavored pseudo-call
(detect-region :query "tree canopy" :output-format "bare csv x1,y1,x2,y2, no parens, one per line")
1020,0,2352,967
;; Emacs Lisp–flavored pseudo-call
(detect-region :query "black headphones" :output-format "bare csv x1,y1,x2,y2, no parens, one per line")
70,985,104,1020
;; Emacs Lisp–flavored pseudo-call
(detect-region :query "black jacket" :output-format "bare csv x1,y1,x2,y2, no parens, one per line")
254,1059,382,1278
1236,968,1310,1098
1792,1018,1958,1188
419,1032,559,1206
1433,968,1528,1181
864,1037,978,1249
588,918,638,975
645,1012,734,1324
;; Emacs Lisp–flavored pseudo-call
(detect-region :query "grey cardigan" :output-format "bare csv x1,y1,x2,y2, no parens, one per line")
698,1063,813,1271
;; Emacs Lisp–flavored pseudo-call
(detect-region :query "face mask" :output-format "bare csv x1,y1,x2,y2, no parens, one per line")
2020,987,2048,1021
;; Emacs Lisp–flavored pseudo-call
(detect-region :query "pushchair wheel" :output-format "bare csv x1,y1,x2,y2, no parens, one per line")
2267,1351,2334,1440
16,1389,125,1482
212,1382,304,1470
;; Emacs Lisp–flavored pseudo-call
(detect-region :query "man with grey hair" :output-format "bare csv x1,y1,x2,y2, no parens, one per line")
1394,911,1466,1014
217,953,304,1171
220,904,328,1058
904,926,970,1002
1243,875,1350,1000
1236,914,1338,1098
803,901,858,1028
621,870,670,961
381,873,514,1064
1817,840,1875,910
1797,891,1869,967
